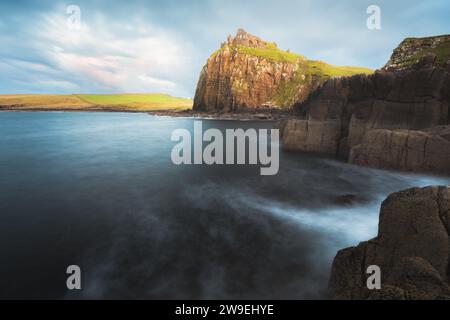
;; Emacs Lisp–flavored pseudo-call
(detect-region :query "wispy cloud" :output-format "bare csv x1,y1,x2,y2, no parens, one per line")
0,0,448,95
0,5,195,95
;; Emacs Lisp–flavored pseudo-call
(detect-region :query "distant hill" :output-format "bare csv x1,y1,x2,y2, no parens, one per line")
0,94,192,111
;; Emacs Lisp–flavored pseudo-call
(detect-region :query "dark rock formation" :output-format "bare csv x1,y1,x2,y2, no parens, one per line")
329,186,450,300
350,126,450,175
193,29,371,112
281,35,450,175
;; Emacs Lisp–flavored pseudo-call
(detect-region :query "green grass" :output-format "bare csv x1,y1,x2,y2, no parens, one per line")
306,60,373,78
212,43,372,79
77,94,192,110
211,43,305,63
0,94,193,111
0,94,94,109
237,43,305,63
210,41,373,108
271,61,373,107
392,36,450,67
271,71,310,107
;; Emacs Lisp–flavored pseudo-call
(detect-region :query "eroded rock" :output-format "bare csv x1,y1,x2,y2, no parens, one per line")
329,186,450,300
349,126,450,174
193,29,370,112
281,37,450,175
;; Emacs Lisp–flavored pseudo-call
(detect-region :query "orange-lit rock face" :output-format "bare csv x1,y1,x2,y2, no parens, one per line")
193,29,314,112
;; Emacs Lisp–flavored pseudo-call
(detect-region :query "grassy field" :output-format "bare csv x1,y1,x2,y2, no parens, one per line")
0,94,94,109
0,94,193,111
306,60,373,77
77,94,192,110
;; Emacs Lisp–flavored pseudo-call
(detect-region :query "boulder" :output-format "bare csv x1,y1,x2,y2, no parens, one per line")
329,186,450,300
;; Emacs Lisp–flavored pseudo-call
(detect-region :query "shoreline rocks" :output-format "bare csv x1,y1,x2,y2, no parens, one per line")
329,186,450,300
349,126,450,175
147,108,291,121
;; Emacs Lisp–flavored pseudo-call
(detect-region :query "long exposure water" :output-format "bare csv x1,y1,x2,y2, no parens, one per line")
1,111,449,299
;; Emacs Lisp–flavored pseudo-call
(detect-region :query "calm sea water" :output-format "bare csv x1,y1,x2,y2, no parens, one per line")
0,111,449,299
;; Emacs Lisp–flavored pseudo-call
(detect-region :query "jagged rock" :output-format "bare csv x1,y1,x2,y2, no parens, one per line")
281,35,450,175
193,29,371,112
329,186,450,300
383,35,450,71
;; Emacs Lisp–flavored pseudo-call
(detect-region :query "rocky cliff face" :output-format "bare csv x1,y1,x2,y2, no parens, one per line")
349,126,450,175
383,35,450,71
193,29,372,112
282,35,450,175
330,186,450,300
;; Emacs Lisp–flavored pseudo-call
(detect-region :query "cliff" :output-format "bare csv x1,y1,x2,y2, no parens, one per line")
383,34,450,71
330,186,450,300
193,29,372,112
282,34,450,175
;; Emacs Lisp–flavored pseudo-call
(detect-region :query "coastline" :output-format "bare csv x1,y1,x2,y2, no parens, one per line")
0,106,291,121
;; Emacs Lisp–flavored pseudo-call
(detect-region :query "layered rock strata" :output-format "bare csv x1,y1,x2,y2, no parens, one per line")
193,29,371,112
281,47,450,175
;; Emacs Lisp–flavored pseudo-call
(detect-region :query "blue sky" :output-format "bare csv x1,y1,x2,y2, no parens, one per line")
0,0,449,97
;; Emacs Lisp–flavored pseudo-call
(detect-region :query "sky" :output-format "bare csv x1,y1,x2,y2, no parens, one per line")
0,0,449,97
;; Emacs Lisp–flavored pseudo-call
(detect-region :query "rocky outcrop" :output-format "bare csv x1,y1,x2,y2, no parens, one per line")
281,35,450,175
383,35,450,71
193,29,371,112
329,186,450,300
194,29,300,112
282,119,341,154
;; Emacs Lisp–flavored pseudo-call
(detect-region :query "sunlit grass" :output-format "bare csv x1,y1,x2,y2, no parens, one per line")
0,94,93,109
306,60,373,77
210,43,373,108
0,94,193,111
77,94,193,110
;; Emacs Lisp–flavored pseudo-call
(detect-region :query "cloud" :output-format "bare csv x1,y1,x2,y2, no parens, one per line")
0,5,196,95
0,0,449,95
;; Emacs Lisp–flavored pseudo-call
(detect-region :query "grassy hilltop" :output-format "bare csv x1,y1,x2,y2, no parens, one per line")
198,29,374,110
